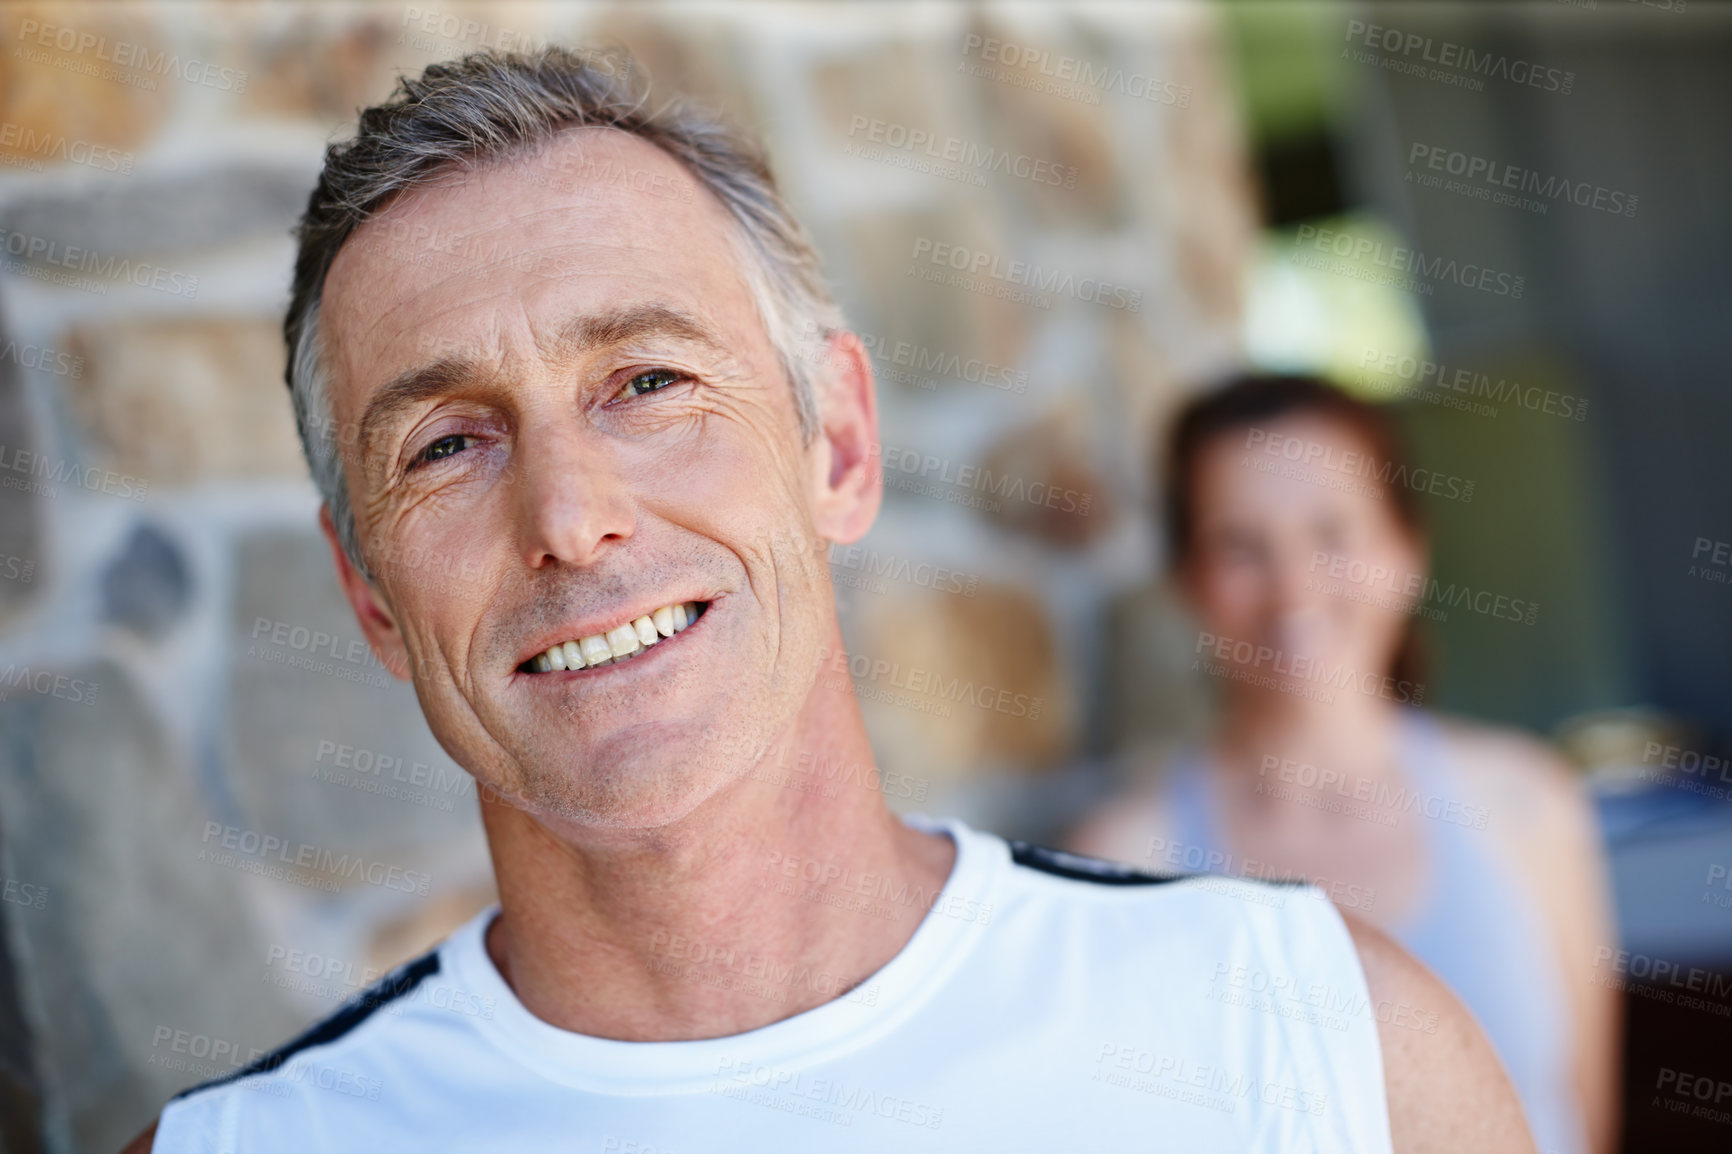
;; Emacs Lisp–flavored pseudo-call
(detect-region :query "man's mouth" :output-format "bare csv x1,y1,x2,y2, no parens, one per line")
518,600,710,674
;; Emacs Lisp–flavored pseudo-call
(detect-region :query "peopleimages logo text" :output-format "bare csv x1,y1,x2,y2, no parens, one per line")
1408,143,1637,217
1343,20,1574,94
1245,427,1476,504
1195,631,1425,706
847,116,1077,188
960,33,1191,107
1358,349,1588,421
16,18,248,93
1292,224,1524,299
0,227,198,298
0,122,133,173
909,238,1141,311
199,823,431,895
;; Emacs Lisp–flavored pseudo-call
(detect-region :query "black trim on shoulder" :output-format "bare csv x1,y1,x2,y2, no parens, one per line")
1008,841,1187,885
170,950,441,1103
1008,841,1315,889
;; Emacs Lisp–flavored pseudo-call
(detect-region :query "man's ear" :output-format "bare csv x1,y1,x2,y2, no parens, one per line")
807,330,882,546
319,504,412,681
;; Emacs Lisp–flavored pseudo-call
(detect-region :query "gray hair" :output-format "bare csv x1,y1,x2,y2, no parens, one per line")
286,47,845,578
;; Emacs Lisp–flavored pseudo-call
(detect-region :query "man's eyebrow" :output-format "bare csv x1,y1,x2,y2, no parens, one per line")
358,357,491,463
541,302,730,360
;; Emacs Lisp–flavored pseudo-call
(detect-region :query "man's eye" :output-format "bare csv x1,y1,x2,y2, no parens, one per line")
412,434,471,469
617,369,683,399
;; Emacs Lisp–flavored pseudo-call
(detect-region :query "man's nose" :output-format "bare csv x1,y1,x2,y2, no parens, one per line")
511,426,635,569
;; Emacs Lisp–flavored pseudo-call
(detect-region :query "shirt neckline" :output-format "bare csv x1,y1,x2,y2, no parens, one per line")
441,812,1003,1094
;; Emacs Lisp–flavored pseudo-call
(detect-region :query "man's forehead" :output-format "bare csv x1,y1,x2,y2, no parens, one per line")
320,127,744,394
345,126,708,255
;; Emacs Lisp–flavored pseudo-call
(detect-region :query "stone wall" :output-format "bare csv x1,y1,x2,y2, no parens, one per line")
0,3,1253,1149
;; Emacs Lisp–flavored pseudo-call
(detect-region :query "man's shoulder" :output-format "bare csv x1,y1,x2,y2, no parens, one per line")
1000,837,1314,908
985,838,1396,1149
989,837,1343,969
1004,839,1192,887
1338,910,1538,1153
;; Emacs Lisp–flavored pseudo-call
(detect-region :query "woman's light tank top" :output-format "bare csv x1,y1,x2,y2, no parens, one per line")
1165,708,1583,1154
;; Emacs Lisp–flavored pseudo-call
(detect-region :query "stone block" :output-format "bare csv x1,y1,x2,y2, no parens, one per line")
811,39,954,158
64,316,307,486
0,2,170,168
0,659,301,1154
240,10,399,126
1105,304,1182,492
0,162,317,262
588,8,761,132
1152,18,1257,329
100,521,190,640
384,0,579,73
962,16,1123,231
0,818,44,1153
847,580,1073,786
0,319,43,626
228,528,487,873
976,407,1115,548
838,205,1029,400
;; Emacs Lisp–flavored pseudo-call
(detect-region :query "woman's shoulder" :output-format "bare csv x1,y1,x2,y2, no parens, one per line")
1430,712,1580,792
1425,711,1598,851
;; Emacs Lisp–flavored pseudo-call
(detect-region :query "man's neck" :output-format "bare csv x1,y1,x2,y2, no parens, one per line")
477,683,956,1042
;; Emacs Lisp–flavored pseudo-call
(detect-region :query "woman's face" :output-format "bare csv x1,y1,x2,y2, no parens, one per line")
1180,412,1426,690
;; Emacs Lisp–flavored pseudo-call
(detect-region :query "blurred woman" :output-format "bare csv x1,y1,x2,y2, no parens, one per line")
1068,375,1619,1154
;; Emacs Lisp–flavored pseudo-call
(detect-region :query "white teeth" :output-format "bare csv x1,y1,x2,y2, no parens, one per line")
606,622,640,657
534,601,705,672
580,635,611,666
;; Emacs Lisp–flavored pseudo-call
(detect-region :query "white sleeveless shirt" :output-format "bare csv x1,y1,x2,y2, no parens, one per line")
155,814,1394,1153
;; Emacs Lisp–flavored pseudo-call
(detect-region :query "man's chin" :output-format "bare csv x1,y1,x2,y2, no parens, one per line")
494,750,731,833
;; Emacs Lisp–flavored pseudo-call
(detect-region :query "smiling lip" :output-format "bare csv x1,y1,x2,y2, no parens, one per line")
515,599,712,675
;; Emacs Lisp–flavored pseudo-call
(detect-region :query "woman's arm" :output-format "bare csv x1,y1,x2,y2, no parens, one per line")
1450,724,1623,1154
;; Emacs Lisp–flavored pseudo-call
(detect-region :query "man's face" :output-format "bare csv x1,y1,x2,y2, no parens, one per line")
319,128,869,831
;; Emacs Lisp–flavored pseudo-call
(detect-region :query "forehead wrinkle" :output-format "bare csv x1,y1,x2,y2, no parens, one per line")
350,235,717,372
348,148,703,296
362,277,527,355
336,145,747,372
361,200,630,280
